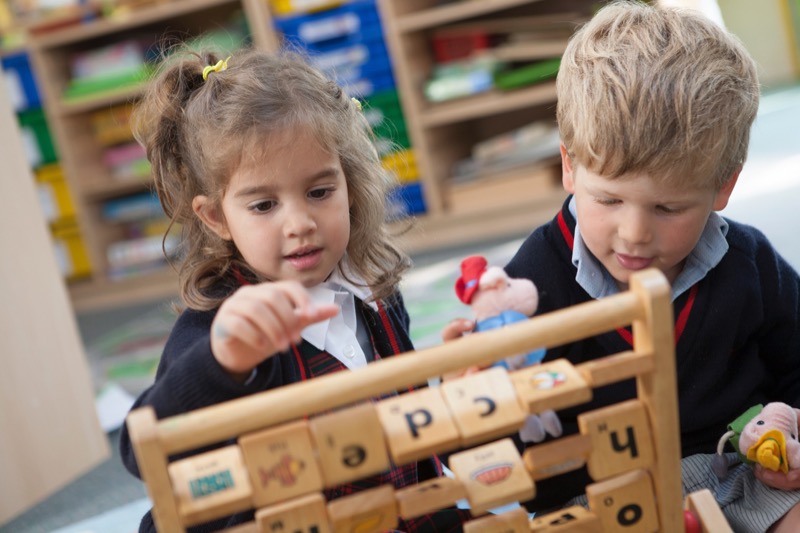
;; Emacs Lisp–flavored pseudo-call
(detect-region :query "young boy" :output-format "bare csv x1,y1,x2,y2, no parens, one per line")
502,1,800,530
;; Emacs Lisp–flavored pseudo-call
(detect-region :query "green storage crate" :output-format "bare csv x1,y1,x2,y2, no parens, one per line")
17,108,57,167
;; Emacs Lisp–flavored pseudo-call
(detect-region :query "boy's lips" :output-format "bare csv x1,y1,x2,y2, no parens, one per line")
616,253,654,271
285,246,323,270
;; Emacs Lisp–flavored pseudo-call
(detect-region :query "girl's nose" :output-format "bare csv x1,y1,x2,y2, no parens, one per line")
283,206,316,237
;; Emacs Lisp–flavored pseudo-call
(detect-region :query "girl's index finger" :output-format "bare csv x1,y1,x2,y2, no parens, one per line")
290,303,339,345
296,303,339,325
274,281,339,323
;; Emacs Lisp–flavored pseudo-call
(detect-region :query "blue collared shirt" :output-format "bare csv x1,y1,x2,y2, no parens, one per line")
569,196,729,301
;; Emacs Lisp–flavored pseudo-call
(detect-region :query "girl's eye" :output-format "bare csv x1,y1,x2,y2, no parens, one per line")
309,187,332,200
249,200,276,213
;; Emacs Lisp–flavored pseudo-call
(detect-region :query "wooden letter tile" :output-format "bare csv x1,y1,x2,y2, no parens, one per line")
586,469,658,533
448,438,535,516
255,492,331,533
167,445,252,526
464,507,530,533
326,484,397,533
530,506,601,532
309,402,390,488
440,367,527,447
239,420,323,507
510,359,592,414
395,476,467,519
375,387,460,465
578,399,654,481
522,434,592,481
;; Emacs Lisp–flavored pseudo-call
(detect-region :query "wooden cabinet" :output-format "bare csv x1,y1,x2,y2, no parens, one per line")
27,0,277,311
378,0,594,252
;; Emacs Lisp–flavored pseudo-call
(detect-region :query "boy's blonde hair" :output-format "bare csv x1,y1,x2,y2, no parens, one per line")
557,0,759,190
132,47,409,310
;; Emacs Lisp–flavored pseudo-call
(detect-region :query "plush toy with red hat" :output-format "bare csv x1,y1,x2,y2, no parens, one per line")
454,255,562,443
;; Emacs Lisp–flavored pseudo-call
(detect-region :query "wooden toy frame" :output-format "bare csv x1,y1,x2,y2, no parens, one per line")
127,269,730,532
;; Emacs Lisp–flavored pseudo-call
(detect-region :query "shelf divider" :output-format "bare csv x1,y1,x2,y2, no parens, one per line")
396,0,546,33
421,81,557,128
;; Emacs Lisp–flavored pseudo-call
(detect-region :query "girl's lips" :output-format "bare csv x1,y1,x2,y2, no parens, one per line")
285,248,322,270
616,253,654,271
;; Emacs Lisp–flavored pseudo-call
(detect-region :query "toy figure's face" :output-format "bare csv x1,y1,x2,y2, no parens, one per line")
560,144,735,290
740,404,800,450
193,127,351,288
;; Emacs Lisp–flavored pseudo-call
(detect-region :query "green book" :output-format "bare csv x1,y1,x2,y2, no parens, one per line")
493,57,561,91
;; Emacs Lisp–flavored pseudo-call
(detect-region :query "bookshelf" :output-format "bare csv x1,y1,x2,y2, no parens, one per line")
377,0,595,253
27,0,278,311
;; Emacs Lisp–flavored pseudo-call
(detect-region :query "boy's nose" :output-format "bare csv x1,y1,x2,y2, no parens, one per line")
618,211,652,245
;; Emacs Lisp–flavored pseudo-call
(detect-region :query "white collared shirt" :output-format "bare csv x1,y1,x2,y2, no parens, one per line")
301,264,376,370
569,196,729,301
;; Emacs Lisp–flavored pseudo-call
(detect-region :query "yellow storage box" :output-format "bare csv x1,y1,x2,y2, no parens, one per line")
36,164,77,223
51,219,92,280
381,149,419,183
270,0,343,16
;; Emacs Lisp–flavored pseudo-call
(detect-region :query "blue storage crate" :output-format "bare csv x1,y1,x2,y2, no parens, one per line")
307,41,391,79
387,181,426,220
103,192,163,223
282,23,386,56
2,52,42,112
343,70,395,99
274,1,382,50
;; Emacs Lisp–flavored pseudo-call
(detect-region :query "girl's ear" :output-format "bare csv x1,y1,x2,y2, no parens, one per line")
192,195,231,240
560,143,576,193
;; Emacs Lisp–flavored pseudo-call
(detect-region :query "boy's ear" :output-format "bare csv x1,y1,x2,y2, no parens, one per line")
560,143,576,193
192,195,232,240
713,169,741,211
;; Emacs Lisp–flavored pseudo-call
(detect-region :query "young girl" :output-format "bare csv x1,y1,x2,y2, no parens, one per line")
118,47,467,533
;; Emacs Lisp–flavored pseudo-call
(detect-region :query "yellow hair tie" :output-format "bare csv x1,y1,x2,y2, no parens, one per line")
351,97,362,112
202,56,231,81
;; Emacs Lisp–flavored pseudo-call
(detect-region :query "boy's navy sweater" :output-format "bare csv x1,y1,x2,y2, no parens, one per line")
505,196,800,512
119,289,465,532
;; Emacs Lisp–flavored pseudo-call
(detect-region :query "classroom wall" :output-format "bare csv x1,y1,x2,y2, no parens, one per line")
718,0,799,87
0,57,109,525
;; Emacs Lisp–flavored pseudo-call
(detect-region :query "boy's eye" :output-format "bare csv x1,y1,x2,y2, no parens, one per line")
249,200,276,213
656,205,684,215
595,197,620,206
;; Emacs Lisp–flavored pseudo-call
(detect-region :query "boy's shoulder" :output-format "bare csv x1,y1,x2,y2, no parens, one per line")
712,217,798,295
723,217,780,263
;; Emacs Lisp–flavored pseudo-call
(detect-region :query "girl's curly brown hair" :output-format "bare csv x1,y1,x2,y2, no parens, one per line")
132,46,409,310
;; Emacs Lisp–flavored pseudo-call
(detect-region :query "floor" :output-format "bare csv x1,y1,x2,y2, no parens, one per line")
2,82,799,533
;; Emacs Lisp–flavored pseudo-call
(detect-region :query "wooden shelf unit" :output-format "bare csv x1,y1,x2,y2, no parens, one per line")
378,0,595,252
27,0,278,311
27,0,595,310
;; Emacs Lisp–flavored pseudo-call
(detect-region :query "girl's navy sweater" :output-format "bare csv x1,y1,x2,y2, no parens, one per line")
119,290,466,532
